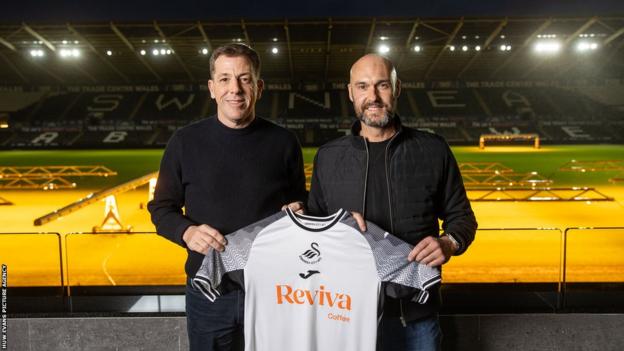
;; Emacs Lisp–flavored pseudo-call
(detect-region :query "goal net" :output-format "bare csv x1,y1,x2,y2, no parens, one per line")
479,133,540,149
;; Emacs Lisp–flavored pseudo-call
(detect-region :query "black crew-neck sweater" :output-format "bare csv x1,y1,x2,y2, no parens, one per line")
148,116,307,277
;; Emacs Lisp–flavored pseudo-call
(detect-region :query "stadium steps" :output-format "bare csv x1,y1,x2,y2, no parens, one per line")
459,127,472,141
405,91,422,117
471,89,492,117
542,93,564,117
146,129,162,145
23,91,50,123
200,93,213,118
67,132,84,146
128,92,149,121
0,131,16,147
59,93,83,121
290,92,329,109
535,124,553,140
270,92,280,119
339,91,349,118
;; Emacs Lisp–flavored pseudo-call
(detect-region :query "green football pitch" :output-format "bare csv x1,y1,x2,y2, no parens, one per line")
1,144,623,286
1,144,622,188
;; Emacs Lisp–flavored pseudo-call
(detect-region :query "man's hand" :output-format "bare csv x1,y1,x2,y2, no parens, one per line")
182,224,227,255
407,236,458,267
282,201,305,214
351,211,367,232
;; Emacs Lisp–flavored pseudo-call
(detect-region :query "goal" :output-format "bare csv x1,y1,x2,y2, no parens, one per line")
479,133,540,149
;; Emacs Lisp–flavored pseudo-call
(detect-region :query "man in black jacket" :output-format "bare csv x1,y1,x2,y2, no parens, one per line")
308,54,477,351
148,44,306,351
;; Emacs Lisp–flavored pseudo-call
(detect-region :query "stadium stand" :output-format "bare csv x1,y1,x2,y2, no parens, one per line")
133,92,207,122
25,92,78,123
410,88,484,119
67,92,144,121
2,83,623,147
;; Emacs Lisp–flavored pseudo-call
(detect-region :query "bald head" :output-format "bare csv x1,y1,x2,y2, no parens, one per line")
350,54,399,95
347,54,401,130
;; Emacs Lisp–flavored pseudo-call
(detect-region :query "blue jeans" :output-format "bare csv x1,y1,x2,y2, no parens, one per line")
381,313,442,351
186,278,244,351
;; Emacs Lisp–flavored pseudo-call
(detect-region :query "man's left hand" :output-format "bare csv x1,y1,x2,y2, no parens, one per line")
282,201,305,214
407,236,458,267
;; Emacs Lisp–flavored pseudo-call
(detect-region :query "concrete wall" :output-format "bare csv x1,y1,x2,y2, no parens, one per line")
6,314,624,351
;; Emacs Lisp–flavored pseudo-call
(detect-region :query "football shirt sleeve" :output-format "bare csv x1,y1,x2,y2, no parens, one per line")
345,216,441,304
192,211,287,301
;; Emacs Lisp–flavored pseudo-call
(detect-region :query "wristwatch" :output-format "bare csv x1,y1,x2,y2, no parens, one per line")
442,233,461,254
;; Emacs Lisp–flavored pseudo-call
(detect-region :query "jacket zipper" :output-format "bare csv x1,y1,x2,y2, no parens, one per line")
384,132,399,235
362,137,369,216
384,131,405,326
399,299,407,327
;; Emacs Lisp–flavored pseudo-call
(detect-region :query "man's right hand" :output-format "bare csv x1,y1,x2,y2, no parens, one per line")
182,224,227,255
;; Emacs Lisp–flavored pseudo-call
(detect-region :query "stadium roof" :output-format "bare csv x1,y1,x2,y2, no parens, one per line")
0,16,623,85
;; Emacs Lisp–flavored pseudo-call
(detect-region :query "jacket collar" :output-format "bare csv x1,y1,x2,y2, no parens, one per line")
349,114,404,149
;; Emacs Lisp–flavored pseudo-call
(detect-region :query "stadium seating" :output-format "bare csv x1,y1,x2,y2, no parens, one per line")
66,93,144,121
2,85,623,148
133,92,207,122
27,92,78,123
410,89,483,119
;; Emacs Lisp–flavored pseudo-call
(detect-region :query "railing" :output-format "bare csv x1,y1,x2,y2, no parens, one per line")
443,227,564,312
0,232,63,288
560,227,624,311
64,231,186,292
2,227,623,312
0,232,66,313
62,231,186,313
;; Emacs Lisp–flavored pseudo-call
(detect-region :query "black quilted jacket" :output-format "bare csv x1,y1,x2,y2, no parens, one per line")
308,117,477,321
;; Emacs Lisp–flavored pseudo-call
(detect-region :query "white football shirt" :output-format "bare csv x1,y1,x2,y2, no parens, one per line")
193,208,440,351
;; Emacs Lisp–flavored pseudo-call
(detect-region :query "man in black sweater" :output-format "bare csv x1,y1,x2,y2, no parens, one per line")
148,44,306,351
308,54,477,351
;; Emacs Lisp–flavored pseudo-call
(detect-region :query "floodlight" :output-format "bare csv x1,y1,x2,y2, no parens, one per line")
271,47,279,54
576,41,599,52
534,40,561,54
413,45,421,52
378,44,390,54
29,49,44,57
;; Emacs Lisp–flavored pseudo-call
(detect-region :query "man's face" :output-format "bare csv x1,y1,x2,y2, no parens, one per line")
208,55,263,125
348,57,400,128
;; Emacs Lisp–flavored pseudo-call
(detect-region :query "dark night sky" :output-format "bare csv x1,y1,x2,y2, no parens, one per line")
2,0,624,22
